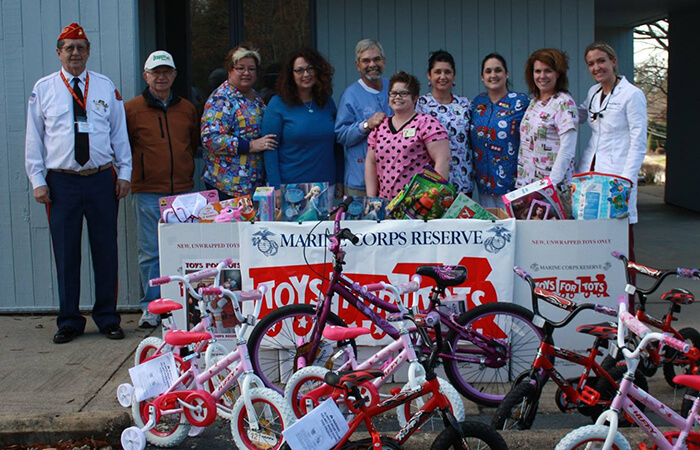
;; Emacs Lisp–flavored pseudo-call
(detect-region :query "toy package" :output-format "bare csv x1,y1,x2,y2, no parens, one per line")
344,197,387,221
198,195,256,223
443,193,498,220
502,177,567,220
159,190,219,223
280,182,331,222
571,172,632,220
386,166,456,220
253,186,275,222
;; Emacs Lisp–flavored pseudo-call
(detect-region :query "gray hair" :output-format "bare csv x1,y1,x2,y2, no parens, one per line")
355,39,384,61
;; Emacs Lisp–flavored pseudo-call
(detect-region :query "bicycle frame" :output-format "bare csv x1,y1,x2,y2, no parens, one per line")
332,376,454,449
530,339,617,405
607,376,700,449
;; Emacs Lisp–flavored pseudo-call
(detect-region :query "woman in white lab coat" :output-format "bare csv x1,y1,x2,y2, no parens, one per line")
577,42,647,258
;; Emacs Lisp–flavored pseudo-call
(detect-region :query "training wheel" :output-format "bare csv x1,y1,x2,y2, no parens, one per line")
117,383,135,407
188,425,205,437
121,426,146,450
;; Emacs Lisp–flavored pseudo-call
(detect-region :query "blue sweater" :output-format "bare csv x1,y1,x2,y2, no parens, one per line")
334,78,391,190
262,95,338,188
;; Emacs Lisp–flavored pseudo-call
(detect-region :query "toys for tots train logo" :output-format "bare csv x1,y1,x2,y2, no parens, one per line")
532,274,609,299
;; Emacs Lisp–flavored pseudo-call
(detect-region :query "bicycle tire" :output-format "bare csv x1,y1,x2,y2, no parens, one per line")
681,388,699,418
131,393,190,448
284,366,332,419
430,420,508,450
591,365,648,426
554,424,631,450
492,380,539,430
230,387,292,450
247,303,350,394
396,377,465,431
663,327,700,387
443,302,543,406
134,336,169,366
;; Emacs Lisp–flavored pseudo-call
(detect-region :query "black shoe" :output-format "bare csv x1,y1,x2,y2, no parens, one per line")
100,323,125,340
54,326,83,344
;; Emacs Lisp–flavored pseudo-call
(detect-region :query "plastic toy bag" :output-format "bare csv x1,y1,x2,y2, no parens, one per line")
571,172,632,220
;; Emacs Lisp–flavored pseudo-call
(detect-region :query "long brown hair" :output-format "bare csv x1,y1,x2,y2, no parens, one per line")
276,48,334,108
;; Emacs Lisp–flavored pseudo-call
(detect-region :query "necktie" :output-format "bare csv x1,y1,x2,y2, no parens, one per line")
73,77,90,166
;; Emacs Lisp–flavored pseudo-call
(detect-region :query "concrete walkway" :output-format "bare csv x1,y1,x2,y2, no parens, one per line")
1,184,698,448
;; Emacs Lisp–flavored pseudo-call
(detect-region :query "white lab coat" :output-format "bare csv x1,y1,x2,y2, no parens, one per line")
577,76,647,223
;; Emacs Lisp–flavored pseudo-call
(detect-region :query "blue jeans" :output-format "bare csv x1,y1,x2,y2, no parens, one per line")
132,193,163,311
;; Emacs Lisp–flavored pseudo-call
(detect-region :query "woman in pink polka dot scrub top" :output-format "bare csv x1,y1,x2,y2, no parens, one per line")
364,71,450,200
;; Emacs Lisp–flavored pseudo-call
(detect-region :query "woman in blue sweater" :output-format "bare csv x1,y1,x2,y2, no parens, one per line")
262,48,339,198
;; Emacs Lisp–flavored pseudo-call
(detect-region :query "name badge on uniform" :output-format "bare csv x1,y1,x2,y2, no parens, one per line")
403,128,416,138
76,116,93,133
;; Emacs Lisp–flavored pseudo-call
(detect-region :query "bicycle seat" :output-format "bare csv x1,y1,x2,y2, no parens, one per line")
416,265,467,288
324,369,384,390
662,288,694,305
576,322,617,340
148,298,183,315
323,326,371,341
673,374,700,391
164,330,212,346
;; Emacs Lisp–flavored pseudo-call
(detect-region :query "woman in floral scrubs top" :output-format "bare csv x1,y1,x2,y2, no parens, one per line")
516,48,578,193
200,46,277,199
416,50,473,195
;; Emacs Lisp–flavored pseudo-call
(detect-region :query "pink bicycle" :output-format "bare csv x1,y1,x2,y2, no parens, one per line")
555,296,699,450
119,284,294,450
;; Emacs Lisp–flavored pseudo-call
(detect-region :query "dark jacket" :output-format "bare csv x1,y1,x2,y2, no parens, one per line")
125,88,200,193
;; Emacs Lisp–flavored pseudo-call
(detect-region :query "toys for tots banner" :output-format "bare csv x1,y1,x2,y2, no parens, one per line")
238,219,516,340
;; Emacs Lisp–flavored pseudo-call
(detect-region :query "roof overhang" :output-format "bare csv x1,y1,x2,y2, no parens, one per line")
595,0,696,27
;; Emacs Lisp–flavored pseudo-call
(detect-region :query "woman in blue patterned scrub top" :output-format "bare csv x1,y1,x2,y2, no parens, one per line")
416,50,473,196
470,53,529,208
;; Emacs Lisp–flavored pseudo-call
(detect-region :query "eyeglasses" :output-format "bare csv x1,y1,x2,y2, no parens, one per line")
293,66,315,75
62,45,89,54
388,90,411,98
233,66,257,73
147,69,176,77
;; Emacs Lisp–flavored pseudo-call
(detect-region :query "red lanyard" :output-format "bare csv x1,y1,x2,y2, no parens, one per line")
60,72,90,111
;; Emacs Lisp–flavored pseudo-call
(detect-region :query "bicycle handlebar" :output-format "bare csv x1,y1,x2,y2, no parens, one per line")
513,266,530,280
149,258,233,287
198,284,267,324
618,296,691,355
678,267,700,279
149,275,172,286
339,228,360,244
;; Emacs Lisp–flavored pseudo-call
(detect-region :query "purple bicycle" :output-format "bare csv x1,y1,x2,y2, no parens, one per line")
247,197,544,406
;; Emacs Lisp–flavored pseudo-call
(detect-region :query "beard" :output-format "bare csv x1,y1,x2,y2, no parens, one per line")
363,68,383,82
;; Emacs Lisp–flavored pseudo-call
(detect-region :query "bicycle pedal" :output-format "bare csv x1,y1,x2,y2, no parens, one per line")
579,385,601,406
638,443,649,450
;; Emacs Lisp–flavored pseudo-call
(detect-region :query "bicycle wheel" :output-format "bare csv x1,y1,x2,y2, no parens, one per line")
247,304,350,394
134,336,170,366
230,387,292,450
555,424,631,450
663,327,700,387
131,393,190,447
491,380,539,430
396,377,465,431
430,420,508,450
443,302,543,406
284,366,332,419
204,341,239,420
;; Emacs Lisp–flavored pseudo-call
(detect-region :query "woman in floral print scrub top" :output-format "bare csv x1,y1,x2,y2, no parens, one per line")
516,48,578,199
416,50,473,196
200,45,278,199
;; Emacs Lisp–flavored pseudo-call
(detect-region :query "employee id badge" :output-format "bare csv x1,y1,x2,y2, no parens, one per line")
403,127,416,138
76,116,93,133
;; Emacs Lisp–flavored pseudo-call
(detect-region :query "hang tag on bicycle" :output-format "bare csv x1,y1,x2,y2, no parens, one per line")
128,352,178,402
439,294,467,316
283,398,349,450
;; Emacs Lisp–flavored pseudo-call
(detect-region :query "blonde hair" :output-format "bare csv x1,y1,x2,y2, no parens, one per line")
225,45,261,72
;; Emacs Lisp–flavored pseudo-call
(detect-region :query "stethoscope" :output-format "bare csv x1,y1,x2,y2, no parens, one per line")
588,76,620,122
